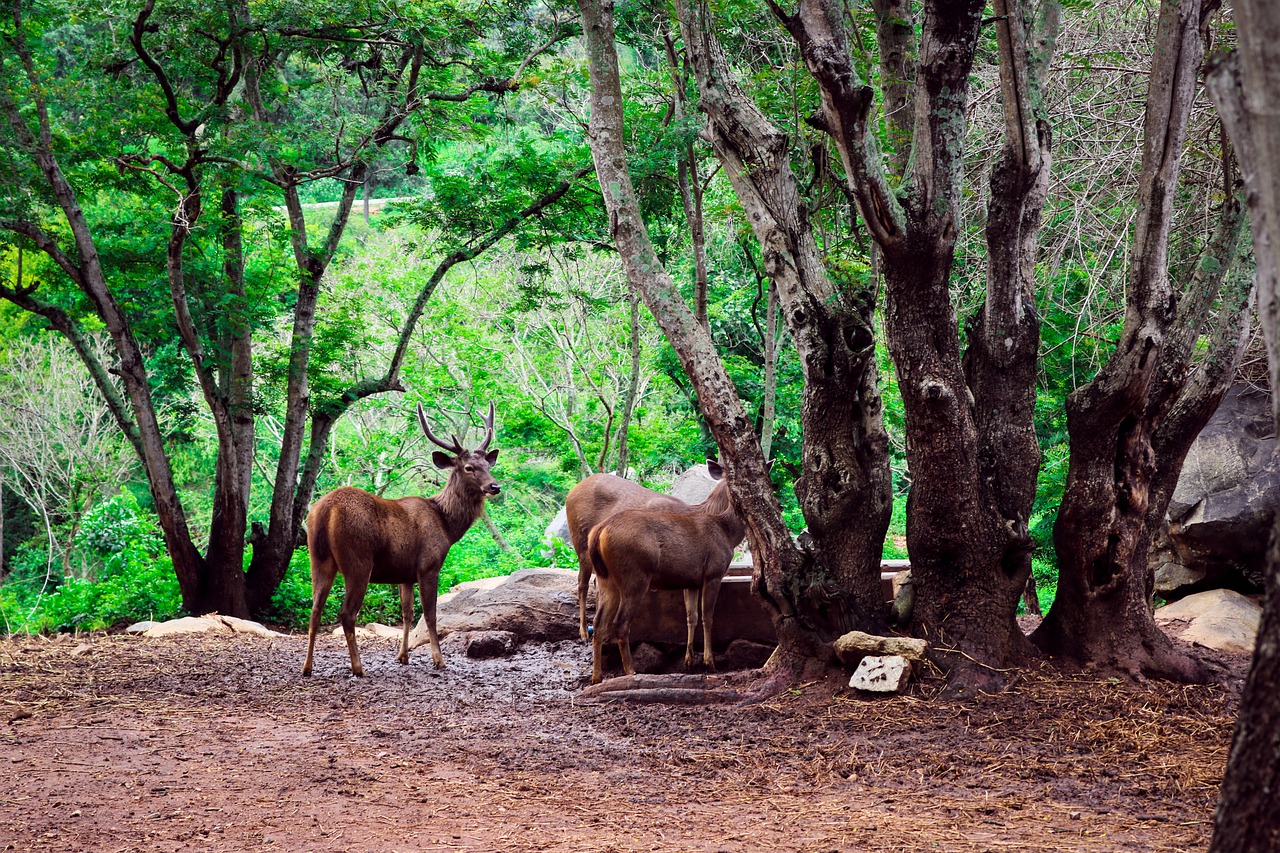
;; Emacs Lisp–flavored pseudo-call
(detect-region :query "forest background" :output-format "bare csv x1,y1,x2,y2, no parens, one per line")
0,0,1254,645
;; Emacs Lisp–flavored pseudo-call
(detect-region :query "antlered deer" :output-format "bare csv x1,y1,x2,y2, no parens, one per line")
302,403,500,677
585,462,744,684
566,470,719,640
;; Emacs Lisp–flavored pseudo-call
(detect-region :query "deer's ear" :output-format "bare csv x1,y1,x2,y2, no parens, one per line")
432,451,455,470
706,459,724,480
485,449,499,465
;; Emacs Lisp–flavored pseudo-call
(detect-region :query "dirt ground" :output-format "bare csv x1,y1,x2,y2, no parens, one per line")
0,625,1243,853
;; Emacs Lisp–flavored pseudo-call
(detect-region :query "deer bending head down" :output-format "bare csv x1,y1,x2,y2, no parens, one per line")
565,471,705,641
585,461,744,684
302,403,499,677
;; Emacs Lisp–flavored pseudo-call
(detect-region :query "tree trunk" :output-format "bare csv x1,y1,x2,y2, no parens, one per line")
1206,20,1280,848
678,0,893,636
759,280,780,461
614,292,643,476
774,0,1050,692
579,0,825,681
1032,0,1212,681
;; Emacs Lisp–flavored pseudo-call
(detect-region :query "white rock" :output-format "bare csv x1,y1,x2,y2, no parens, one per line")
214,615,286,637
141,613,285,638
331,625,381,640
125,621,157,634
361,622,405,640
143,616,233,637
849,654,912,693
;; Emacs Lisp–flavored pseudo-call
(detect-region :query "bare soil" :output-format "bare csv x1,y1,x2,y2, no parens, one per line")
0,626,1243,853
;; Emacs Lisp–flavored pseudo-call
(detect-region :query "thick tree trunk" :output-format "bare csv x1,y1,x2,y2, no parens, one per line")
678,0,893,636
774,0,1049,692
1206,19,1280,848
1144,172,1251,589
1032,0,1211,681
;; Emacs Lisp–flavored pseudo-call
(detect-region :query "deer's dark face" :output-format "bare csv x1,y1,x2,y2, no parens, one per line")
433,448,501,496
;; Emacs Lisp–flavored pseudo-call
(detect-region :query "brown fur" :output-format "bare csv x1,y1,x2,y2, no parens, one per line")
565,461,730,640
302,405,499,677
585,468,744,684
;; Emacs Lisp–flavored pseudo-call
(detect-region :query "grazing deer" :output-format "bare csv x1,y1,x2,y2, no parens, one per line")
302,403,500,677
566,471,714,640
585,461,744,684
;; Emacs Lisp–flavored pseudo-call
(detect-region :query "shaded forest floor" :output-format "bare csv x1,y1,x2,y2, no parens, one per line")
0,627,1243,852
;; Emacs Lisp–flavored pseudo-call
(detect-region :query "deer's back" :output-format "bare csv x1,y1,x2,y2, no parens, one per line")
598,508,735,589
566,474,687,554
310,487,446,581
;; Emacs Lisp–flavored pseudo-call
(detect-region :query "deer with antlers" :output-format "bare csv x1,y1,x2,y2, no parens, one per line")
302,403,500,677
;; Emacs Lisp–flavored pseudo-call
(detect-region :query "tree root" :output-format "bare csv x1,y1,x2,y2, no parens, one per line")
576,648,841,705
575,673,753,705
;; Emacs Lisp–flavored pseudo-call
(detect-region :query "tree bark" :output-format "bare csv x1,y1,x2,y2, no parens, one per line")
1032,0,1213,682
759,279,780,462
677,0,893,636
579,0,827,681
614,292,643,476
1206,24,1280,849
773,0,1052,692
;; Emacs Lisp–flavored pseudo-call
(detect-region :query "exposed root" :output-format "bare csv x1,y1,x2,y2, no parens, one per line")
576,672,753,705
576,646,847,705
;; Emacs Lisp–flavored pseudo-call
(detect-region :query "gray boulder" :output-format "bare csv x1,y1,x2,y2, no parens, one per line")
1154,384,1277,598
543,505,570,548
1154,588,1262,655
541,464,719,557
668,463,719,504
409,568,580,648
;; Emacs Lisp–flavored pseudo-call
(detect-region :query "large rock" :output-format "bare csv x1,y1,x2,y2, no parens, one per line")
1153,384,1278,598
542,505,571,557
1154,588,1262,655
409,568,580,648
668,464,719,504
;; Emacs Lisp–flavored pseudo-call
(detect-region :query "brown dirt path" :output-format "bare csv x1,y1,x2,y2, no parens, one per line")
0,630,1239,852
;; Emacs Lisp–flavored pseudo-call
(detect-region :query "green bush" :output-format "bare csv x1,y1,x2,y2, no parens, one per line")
265,548,404,631
2,491,183,633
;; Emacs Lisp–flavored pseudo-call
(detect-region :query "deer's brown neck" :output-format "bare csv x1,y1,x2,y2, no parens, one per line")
431,478,486,543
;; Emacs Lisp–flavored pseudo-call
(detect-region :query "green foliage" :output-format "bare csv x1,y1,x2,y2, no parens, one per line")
263,549,403,630
1,491,183,633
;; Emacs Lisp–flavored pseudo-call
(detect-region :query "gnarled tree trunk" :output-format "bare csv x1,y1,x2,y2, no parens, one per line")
774,0,1055,693
677,0,893,637
1032,0,1217,681
579,0,835,693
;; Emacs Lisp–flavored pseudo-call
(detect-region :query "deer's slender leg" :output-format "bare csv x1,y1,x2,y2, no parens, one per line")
338,573,371,677
397,583,415,665
699,578,723,672
302,571,336,677
682,588,701,670
417,575,444,668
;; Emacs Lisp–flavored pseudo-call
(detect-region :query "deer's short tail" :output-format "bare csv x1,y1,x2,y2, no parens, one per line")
587,526,609,580
307,501,334,568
